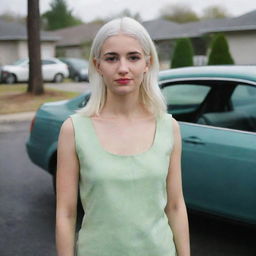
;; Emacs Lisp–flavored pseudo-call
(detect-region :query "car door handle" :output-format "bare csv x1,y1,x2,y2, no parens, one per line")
183,136,205,145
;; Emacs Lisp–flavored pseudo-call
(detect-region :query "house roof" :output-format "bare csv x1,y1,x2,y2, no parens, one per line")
147,10,256,40
0,19,59,41
53,19,180,46
142,19,181,40
203,10,256,33
53,9,256,46
53,23,103,47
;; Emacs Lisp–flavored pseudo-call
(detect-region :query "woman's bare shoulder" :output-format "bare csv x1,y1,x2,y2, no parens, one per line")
170,116,182,149
165,115,180,141
59,117,75,139
164,113,180,134
171,117,180,130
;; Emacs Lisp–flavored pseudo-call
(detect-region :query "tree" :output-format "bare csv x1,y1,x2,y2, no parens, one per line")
90,9,142,25
207,34,234,65
27,0,44,95
171,38,194,68
201,5,231,20
159,4,199,23
42,0,83,30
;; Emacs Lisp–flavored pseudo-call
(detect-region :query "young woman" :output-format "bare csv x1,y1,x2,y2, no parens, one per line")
56,17,190,256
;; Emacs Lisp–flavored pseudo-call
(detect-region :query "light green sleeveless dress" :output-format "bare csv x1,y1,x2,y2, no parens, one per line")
70,112,176,256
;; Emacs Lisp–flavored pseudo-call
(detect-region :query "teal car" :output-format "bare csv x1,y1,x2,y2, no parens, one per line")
26,65,256,225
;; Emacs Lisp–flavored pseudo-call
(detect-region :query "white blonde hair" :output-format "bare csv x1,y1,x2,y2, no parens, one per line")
77,17,167,117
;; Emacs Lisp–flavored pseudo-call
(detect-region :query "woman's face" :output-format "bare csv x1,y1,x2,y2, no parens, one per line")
94,34,149,96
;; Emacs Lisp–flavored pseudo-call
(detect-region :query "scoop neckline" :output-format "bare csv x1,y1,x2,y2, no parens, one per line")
86,115,160,158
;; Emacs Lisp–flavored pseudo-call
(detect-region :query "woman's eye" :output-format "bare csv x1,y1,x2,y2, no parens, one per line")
105,57,118,62
129,55,140,61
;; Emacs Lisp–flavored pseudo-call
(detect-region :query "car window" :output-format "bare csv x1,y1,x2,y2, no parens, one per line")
42,60,56,65
197,84,256,132
70,60,88,69
161,84,211,114
231,85,256,109
13,59,28,66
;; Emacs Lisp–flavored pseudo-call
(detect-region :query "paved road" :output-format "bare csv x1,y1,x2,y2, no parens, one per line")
0,122,255,256
0,122,56,256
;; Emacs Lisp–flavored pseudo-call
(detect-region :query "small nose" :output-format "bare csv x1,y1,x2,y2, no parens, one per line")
118,58,129,75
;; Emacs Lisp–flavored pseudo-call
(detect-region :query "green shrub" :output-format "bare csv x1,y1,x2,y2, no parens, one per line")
208,34,234,65
171,38,194,68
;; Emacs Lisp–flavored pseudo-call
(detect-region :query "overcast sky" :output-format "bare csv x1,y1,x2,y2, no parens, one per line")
1,0,255,22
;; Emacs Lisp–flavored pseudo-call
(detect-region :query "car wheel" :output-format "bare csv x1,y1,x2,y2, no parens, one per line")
53,73,64,83
74,75,80,82
5,74,16,84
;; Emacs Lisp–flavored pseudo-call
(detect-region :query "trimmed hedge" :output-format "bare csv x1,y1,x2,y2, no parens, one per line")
208,34,234,65
171,38,194,68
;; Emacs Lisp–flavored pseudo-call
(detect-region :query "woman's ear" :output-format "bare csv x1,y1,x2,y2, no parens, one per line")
93,58,101,74
144,56,151,73
148,56,153,66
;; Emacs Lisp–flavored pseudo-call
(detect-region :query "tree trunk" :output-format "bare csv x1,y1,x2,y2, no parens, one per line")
27,0,44,95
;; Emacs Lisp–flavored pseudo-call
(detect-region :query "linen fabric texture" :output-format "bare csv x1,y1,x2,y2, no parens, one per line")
70,112,177,256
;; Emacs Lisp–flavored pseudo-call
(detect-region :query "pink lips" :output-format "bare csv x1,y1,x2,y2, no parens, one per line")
115,79,131,85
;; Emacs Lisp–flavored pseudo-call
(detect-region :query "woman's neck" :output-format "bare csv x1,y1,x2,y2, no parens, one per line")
99,91,149,119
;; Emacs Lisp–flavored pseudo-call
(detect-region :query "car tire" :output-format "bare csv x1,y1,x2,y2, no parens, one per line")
53,73,64,83
74,75,80,82
5,73,16,84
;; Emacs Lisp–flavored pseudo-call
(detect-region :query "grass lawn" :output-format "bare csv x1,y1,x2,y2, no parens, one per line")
0,84,80,114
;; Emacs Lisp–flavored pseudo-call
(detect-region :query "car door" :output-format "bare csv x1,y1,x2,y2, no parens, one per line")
161,81,256,224
18,60,29,81
42,59,56,81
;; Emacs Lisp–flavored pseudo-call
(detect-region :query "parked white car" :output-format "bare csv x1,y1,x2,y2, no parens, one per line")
1,58,69,84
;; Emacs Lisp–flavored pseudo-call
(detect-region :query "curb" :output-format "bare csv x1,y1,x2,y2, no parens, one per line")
0,112,35,124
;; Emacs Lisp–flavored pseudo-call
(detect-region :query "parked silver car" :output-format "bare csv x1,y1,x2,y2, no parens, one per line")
1,58,69,84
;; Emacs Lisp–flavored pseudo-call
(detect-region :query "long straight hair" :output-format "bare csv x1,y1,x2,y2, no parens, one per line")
77,17,167,117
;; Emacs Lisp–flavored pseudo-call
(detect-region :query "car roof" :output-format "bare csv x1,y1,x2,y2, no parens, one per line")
59,57,88,62
159,65,256,85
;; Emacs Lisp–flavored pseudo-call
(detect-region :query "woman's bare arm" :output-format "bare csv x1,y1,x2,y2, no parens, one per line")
165,118,190,256
56,118,80,256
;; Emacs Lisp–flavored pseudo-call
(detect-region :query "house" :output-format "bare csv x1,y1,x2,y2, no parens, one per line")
0,19,59,65
53,23,103,59
53,10,256,67
144,10,256,66
201,10,256,65
53,19,181,68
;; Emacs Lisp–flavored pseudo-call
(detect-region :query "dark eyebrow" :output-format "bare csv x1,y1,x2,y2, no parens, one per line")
127,51,142,55
103,52,118,56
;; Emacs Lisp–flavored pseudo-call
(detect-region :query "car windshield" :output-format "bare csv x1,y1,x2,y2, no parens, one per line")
12,59,27,66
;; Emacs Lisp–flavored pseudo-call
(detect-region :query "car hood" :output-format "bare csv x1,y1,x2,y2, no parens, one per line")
2,65,23,72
